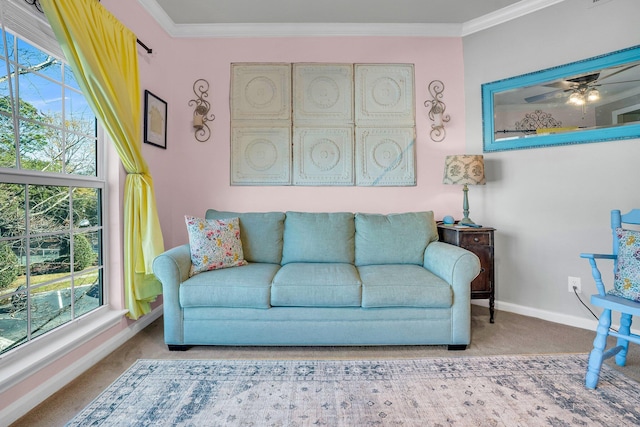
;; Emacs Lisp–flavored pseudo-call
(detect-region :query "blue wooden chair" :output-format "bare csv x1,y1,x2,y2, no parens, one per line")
582,209,640,389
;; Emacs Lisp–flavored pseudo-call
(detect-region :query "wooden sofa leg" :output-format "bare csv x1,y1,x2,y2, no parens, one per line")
448,344,467,351
168,345,191,351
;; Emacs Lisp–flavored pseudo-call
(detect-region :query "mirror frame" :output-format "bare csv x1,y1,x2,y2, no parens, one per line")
482,45,640,152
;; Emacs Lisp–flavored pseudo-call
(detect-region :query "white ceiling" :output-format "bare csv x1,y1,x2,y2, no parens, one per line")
137,0,567,37
153,0,524,25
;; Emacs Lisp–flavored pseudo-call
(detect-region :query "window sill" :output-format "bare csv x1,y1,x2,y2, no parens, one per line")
0,306,127,393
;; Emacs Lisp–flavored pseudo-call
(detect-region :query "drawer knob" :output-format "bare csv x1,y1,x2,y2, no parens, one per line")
473,237,480,242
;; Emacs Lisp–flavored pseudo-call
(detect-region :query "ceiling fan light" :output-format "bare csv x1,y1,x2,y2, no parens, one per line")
568,92,584,105
587,88,600,101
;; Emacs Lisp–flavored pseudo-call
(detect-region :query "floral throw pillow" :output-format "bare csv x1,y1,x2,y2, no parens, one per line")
185,216,247,276
608,228,640,302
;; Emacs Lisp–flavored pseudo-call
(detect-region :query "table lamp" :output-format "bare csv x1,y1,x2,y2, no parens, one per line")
443,154,486,225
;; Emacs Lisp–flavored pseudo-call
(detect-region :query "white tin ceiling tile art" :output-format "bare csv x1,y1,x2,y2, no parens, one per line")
229,62,416,187
231,126,292,185
355,127,416,186
355,64,415,127
293,126,354,186
293,63,354,125
231,63,292,122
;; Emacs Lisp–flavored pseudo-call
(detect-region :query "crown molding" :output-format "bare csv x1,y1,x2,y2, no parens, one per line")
137,0,566,38
137,0,176,32
461,0,566,36
169,23,463,38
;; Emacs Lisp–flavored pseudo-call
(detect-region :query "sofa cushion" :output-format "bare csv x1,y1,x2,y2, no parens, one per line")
180,263,280,309
206,210,285,264
185,216,248,276
358,264,451,308
355,211,438,266
281,212,355,264
271,263,361,307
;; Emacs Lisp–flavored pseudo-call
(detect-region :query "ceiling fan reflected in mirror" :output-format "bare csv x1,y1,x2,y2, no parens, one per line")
524,64,640,105
566,73,601,105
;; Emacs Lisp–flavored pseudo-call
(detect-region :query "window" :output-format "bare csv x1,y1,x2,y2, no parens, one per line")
0,25,105,355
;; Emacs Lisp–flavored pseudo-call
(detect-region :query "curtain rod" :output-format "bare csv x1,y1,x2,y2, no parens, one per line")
136,39,152,54
25,0,153,54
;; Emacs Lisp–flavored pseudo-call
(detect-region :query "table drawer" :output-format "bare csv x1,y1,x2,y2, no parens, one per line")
459,232,492,246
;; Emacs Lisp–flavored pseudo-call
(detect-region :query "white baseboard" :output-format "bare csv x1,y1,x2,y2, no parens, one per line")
1,305,163,426
472,299,640,335
472,300,598,330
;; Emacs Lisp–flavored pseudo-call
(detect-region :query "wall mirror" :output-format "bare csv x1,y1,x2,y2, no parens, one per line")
482,45,640,152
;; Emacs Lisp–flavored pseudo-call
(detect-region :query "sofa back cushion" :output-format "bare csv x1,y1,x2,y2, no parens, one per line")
355,211,438,266
281,212,355,264
206,210,285,264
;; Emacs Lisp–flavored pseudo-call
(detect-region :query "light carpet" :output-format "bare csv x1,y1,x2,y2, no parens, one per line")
66,354,640,426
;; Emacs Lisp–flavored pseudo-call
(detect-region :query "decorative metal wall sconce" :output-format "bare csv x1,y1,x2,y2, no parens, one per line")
188,79,215,142
424,80,450,142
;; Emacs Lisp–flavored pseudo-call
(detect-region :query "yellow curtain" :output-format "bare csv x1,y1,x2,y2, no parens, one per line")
40,0,164,319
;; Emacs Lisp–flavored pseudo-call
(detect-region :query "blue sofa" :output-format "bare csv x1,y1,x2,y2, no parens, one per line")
152,210,481,350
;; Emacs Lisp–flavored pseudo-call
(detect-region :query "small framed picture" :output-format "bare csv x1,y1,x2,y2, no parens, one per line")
143,90,167,149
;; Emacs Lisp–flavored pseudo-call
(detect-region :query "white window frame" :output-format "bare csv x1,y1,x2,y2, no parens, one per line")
0,0,125,395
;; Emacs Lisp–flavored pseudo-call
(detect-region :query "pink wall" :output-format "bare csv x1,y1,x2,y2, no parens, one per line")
166,37,466,247
4,3,467,419
107,1,468,250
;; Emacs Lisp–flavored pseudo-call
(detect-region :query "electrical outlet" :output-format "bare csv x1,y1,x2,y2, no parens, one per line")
568,276,582,293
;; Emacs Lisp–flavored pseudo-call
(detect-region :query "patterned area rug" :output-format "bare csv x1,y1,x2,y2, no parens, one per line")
67,354,640,426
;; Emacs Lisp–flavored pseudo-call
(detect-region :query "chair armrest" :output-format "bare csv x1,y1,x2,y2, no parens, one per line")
580,253,616,260
580,252,616,297
152,244,192,344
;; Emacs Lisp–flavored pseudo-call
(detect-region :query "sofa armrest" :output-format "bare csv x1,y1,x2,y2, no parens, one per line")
153,244,191,284
424,241,481,288
152,244,192,345
423,241,481,345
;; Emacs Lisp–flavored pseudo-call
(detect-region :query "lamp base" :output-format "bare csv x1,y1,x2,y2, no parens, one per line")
460,185,475,225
